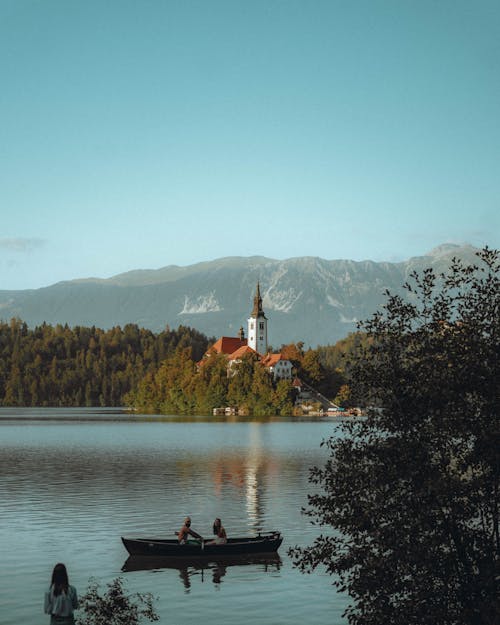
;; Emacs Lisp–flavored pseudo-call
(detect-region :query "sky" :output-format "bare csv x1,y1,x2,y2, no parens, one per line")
1,0,499,290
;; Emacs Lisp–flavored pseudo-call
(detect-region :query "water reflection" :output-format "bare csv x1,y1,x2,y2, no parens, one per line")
122,554,282,591
0,410,346,625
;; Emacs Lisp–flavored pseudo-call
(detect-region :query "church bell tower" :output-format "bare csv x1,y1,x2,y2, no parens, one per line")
247,282,268,354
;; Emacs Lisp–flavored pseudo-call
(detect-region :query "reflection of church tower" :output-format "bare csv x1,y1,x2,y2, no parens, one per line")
245,423,266,532
247,282,268,355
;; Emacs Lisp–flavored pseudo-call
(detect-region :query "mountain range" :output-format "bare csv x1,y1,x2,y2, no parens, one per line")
0,244,481,347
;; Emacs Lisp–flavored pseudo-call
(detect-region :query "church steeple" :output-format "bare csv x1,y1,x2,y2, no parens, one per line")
247,282,268,354
251,281,266,318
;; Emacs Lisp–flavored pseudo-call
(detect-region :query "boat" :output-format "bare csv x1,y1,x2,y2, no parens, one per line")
121,531,283,557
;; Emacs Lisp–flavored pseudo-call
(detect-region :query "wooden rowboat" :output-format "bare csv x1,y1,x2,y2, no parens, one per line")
121,531,283,557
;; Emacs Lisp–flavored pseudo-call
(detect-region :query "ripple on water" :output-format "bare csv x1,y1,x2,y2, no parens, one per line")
0,411,347,625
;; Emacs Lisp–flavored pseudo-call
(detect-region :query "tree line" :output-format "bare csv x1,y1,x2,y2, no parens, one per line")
0,318,361,411
0,320,210,407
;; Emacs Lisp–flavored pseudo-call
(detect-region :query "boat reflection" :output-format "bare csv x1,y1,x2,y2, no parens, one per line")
122,553,282,590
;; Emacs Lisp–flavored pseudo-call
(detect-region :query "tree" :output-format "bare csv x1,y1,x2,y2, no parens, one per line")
273,378,295,415
280,341,304,367
227,353,259,411
77,576,158,625
301,349,325,386
195,352,229,410
250,363,275,416
0,321,210,408
333,383,351,407
289,248,500,625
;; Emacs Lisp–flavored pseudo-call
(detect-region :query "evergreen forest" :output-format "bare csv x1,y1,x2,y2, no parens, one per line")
0,318,356,414
0,319,210,407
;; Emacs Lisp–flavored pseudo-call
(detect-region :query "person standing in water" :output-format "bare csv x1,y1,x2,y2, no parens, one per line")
44,563,79,625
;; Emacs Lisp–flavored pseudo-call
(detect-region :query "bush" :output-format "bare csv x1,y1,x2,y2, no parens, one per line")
77,577,159,625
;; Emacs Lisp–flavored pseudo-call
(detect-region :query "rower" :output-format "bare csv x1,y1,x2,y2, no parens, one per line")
178,516,203,544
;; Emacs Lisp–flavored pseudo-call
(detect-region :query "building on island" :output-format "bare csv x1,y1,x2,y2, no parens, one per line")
206,283,341,416
202,283,292,380
260,352,293,380
247,281,268,354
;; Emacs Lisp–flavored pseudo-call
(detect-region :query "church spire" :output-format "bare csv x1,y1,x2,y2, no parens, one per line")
251,281,265,318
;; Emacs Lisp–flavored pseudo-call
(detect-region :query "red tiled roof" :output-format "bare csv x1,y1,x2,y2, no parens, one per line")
261,353,286,367
229,345,258,360
204,339,292,372
209,336,247,355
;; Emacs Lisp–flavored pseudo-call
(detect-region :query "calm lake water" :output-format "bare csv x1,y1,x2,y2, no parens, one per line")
0,408,348,625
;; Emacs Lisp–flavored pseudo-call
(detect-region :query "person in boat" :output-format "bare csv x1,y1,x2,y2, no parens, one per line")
44,563,79,625
178,516,203,544
209,517,227,545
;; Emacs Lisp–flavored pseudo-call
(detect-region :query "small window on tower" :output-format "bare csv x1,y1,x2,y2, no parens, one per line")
259,322,264,330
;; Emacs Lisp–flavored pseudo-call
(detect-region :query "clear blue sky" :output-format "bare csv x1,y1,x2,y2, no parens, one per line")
1,0,499,290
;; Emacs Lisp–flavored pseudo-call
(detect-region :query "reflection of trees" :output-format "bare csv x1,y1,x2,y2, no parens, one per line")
2,422,311,534
3,443,304,494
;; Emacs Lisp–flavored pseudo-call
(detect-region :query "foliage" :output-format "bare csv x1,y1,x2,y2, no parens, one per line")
77,577,158,625
280,341,305,365
0,314,349,412
316,331,369,372
280,341,348,401
315,332,371,406
289,248,500,625
129,349,295,416
0,321,210,407
272,378,295,415
333,383,351,407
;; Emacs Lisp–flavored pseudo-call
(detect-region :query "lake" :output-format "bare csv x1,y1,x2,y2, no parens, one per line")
0,408,348,625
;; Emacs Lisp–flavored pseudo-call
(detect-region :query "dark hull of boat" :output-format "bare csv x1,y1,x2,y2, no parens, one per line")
121,533,283,557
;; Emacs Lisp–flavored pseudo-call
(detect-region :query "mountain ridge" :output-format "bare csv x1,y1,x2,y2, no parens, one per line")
0,243,481,346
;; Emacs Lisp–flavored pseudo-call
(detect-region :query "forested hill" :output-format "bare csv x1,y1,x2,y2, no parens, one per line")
0,319,356,409
0,244,479,346
0,321,210,407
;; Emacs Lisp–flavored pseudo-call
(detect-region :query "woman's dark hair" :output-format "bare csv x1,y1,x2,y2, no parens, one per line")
51,563,69,596
213,518,221,535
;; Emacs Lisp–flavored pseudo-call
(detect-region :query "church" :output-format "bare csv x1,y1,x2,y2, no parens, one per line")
204,283,293,380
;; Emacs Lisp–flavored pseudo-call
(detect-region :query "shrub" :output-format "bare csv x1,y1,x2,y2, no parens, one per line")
77,577,159,625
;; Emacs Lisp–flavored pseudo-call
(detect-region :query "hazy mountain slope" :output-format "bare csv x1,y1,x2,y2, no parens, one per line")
0,244,480,346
